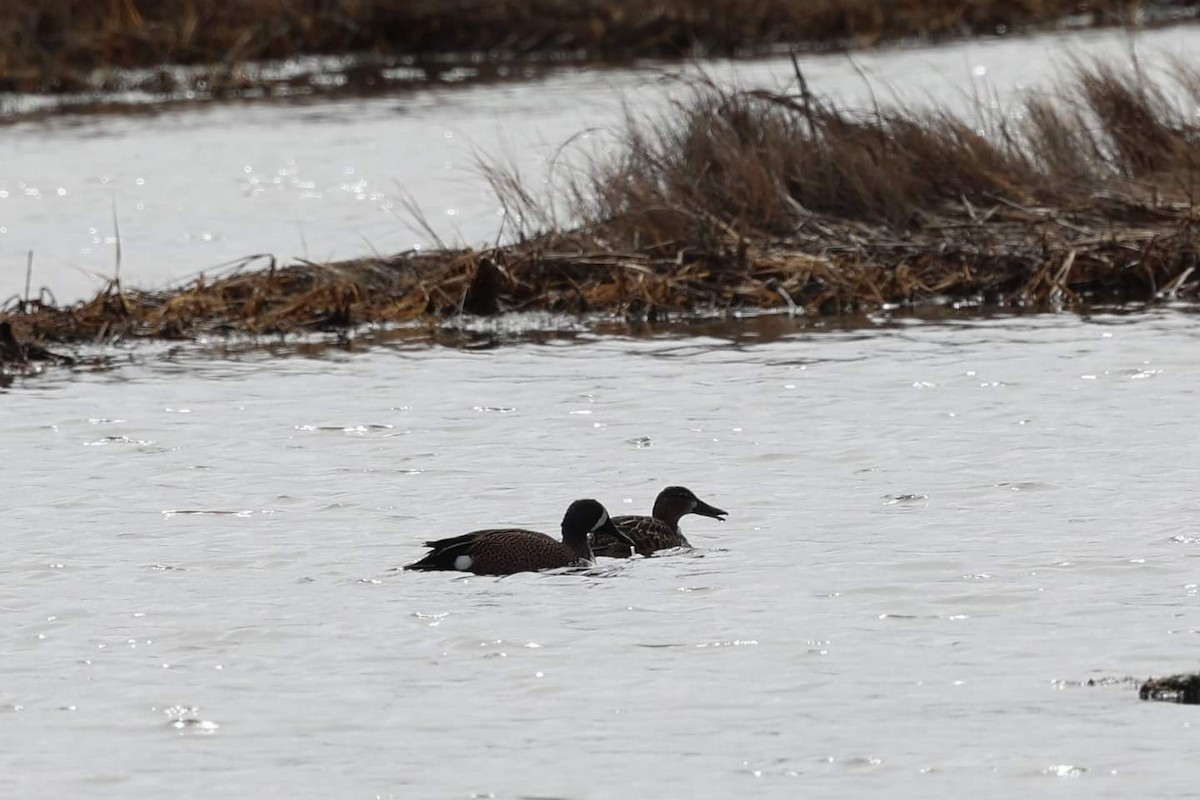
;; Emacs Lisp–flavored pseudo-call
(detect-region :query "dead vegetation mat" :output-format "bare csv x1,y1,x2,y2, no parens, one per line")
4,200,1197,350
4,61,1200,352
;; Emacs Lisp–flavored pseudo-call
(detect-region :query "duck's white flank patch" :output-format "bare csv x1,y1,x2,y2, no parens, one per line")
591,511,609,532
454,555,473,571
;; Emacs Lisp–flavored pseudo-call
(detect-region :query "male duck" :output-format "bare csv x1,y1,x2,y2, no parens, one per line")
593,485,727,558
405,498,634,576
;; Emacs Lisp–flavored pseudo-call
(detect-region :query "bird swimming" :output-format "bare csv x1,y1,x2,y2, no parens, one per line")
0,320,75,366
592,485,727,558
405,498,634,576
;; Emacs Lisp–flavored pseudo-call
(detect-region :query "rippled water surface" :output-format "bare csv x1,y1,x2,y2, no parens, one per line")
4,310,1200,797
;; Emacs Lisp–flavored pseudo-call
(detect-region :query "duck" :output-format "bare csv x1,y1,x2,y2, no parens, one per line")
0,321,74,366
404,498,634,576
592,485,727,558
0,321,26,364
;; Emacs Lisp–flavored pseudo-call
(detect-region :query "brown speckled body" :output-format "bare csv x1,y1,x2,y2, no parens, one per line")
593,486,727,558
405,498,634,576
598,515,688,558
412,528,590,576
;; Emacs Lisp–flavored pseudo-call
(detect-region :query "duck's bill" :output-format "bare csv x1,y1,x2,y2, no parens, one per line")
695,499,728,521
601,517,637,547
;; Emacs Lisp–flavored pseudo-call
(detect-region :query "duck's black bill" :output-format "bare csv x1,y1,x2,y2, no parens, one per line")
695,499,728,521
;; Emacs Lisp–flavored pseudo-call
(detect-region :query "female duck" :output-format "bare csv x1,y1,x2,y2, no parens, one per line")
592,485,727,558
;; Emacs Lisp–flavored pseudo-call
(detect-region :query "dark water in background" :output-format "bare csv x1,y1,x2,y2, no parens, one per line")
3,310,1200,797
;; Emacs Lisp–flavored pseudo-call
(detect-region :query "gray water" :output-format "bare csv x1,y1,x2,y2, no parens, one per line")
5,21,1200,797
4,309,1200,797
3,24,1200,303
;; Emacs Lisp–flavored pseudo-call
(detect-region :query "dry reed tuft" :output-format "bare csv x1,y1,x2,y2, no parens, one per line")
2,0,1195,94
3,62,1200,353
583,60,1200,232
559,59,1200,306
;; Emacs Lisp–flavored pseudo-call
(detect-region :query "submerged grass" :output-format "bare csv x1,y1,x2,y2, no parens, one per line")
3,62,1200,354
2,0,1197,93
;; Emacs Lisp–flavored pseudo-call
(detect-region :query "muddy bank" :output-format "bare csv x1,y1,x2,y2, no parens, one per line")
4,0,1199,97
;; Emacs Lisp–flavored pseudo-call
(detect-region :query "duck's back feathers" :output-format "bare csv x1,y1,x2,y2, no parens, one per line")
592,486,726,558
406,528,587,575
406,498,631,576
593,515,690,558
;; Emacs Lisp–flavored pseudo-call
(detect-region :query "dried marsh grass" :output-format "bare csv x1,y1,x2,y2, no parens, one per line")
557,60,1200,305
3,63,1200,354
585,59,1200,235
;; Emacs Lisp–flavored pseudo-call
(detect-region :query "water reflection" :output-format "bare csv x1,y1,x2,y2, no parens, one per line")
117,302,1200,365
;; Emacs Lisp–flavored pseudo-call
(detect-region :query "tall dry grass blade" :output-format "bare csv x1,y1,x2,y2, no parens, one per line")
397,191,448,251
111,199,123,289
24,251,33,311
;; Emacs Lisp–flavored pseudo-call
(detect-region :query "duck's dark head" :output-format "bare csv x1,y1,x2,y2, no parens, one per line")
654,486,728,525
562,498,633,555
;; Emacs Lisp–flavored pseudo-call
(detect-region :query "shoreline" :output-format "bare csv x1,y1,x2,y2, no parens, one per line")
3,1,1198,103
3,61,1199,362
3,204,1196,352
